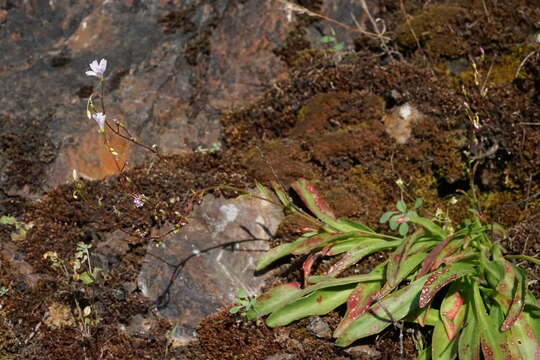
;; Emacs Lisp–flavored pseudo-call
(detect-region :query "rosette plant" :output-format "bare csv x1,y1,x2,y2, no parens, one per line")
247,179,540,359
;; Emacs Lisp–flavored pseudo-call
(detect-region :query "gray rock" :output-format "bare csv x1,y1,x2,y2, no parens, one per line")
137,190,283,341
344,344,382,359
307,316,332,339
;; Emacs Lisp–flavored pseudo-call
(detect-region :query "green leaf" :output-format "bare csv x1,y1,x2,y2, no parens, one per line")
333,280,382,337
327,236,395,255
384,230,423,292
389,216,399,230
79,272,94,285
266,284,356,327
409,216,449,239
432,314,459,360
229,306,241,314
335,274,430,346
399,222,409,236
415,198,424,209
507,307,540,359
271,181,291,208
291,179,337,226
333,42,344,51
320,35,336,43
336,218,375,233
472,283,512,360
440,283,466,340
380,211,396,224
419,263,475,308
247,282,302,319
236,288,248,299
397,200,407,212
326,239,401,276
256,232,316,270
458,286,481,360
291,232,356,255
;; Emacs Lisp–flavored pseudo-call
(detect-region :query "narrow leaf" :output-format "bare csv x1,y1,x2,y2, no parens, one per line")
291,179,336,224
432,315,459,360
440,283,466,340
266,284,355,327
247,282,301,319
335,274,430,346
409,216,449,238
419,263,475,308
326,240,401,276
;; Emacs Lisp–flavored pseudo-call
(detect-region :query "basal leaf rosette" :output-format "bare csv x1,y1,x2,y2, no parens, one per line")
247,179,540,359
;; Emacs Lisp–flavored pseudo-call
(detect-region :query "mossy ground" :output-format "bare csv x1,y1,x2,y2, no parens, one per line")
1,0,539,359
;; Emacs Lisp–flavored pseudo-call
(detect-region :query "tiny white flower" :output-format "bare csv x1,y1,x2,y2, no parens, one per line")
85,58,107,79
92,112,106,132
132,193,144,208
72,169,78,181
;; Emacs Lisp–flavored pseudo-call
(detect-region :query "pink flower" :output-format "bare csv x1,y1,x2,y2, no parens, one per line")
85,59,107,79
92,112,106,132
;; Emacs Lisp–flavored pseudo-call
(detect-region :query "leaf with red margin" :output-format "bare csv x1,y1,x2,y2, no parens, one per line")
335,274,430,347
291,178,336,223
326,239,401,277
440,282,466,340
458,285,481,360
384,230,423,291
493,247,526,332
472,282,512,360
419,263,475,308
416,234,460,279
333,264,386,337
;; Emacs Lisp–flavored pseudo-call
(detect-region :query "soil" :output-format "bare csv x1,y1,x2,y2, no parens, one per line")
1,0,540,359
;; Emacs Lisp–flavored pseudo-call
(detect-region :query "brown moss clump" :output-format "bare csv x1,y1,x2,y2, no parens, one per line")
395,5,469,58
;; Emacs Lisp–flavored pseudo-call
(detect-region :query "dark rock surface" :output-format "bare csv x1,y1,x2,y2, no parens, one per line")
0,0,293,192
137,190,283,342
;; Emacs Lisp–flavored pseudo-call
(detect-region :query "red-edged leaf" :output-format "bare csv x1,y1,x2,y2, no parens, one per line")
302,245,331,286
385,230,423,289
326,239,400,276
291,179,336,223
419,263,475,308
440,283,466,340
334,281,381,337
417,234,459,279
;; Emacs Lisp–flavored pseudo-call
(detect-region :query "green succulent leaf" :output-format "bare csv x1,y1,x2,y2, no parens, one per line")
335,274,430,346
419,263,475,308
399,222,409,236
266,284,355,327
291,179,337,226
408,216,449,239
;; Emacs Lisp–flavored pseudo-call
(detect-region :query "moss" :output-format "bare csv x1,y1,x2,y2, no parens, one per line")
395,5,469,58
455,43,539,88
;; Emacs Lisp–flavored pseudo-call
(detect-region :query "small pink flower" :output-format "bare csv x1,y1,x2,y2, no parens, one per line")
92,112,106,132
85,59,107,79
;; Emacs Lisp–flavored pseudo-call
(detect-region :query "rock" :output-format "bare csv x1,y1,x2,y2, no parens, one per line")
0,0,293,194
0,240,41,289
137,190,283,342
383,103,423,144
307,316,332,339
344,344,382,359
